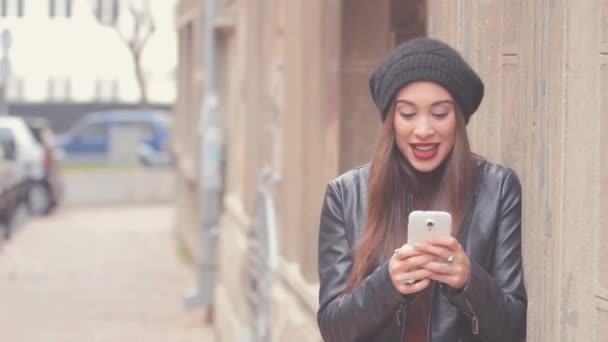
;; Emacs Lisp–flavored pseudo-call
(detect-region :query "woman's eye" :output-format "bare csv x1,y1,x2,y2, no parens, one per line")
432,112,448,118
399,112,416,118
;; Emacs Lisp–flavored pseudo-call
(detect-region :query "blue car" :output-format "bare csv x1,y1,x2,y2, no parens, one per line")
55,109,173,167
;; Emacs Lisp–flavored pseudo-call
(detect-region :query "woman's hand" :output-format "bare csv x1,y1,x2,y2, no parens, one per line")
389,244,435,295
413,236,471,291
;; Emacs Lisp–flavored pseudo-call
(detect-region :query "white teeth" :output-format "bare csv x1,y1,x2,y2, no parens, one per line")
414,145,436,151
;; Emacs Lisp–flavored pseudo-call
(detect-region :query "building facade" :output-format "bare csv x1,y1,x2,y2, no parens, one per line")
174,0,607,341
0,0,177,104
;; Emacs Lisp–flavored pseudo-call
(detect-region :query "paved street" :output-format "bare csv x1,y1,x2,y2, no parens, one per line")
62,168,175,207
0,205,213,342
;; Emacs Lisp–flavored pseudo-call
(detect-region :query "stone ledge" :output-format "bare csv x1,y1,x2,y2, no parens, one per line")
222,192,250,231
596,286,608,311
215,285,250,341
279,259,319,316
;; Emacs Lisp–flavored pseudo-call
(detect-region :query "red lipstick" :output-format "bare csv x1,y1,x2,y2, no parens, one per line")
410,144,439,160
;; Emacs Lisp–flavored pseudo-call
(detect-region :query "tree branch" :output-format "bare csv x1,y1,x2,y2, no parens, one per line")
95,0,156,104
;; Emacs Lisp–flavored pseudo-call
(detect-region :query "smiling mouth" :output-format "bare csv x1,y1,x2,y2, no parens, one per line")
410,144,439,160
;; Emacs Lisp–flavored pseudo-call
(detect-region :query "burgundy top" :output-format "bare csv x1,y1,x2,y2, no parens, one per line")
403,286,432,342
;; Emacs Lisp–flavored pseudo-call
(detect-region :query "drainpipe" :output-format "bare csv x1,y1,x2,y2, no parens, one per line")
185,0,222,317
0,29,12,115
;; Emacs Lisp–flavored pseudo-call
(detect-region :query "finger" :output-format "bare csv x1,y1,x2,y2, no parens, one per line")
427,235,461,251
395,254,437,273
398,278,431,295
400,268,433,282
428,273,457,287
421,261,458,276
390,249,426,275
428,273,467,291
394,244,425,261
407,254,439,267
413,242,453,261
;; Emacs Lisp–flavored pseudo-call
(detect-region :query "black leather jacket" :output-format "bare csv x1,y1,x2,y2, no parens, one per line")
317,160,527,342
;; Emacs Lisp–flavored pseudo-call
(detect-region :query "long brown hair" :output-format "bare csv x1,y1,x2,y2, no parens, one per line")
343,103,477,293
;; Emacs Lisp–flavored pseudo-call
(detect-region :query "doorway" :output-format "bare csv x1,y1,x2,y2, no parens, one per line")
338,0,427,172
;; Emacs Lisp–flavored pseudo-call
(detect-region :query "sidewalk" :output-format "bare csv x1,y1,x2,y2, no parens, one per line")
0,205,213,342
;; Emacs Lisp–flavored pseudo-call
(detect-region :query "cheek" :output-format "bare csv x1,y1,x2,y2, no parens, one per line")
438,119,457,146
393,124,415,156
393,119,413,140
442,127,456,145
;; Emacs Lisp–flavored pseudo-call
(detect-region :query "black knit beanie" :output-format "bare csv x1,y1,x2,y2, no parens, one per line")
369,37,484,124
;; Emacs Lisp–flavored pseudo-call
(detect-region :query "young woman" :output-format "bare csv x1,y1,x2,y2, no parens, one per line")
317,38,527,342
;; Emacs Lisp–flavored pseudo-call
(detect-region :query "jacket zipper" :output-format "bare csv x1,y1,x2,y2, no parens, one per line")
460,167,482,237
460,188,478,238
465,299,480,336
394,304,406,340
460,182,480,337
396,194,414,340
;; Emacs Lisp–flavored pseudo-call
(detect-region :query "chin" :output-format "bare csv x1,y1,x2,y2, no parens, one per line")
406,154,445,173
411,163,441,173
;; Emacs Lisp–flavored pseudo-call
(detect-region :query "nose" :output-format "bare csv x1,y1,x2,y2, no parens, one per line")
413,115,435,139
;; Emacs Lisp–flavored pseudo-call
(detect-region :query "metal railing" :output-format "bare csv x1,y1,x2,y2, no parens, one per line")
245,166,280,342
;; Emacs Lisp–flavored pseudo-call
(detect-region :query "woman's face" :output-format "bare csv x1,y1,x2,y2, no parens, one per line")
393,81,457,173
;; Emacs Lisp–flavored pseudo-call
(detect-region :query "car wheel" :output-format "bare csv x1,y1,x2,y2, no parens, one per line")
1,222,9,240
28,182,51,216
139,155,152,167
7,202,29,238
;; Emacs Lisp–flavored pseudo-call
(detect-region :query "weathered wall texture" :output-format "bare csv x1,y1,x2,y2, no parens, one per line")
175,0,334,340
428,1,606,340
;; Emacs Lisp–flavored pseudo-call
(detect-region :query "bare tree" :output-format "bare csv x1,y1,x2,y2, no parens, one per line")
96,0,156,104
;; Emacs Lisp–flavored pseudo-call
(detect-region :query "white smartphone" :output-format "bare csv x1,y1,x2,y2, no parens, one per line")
407,210,452,244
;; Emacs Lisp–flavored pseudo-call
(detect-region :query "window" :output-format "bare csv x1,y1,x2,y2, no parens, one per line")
49,0,72,18
6,77,24,102
47,78,71,101
75,122,107,141
94,79,119,102
95,0,119,25
0,0,24,17
119,121,155,137
0,127,16,160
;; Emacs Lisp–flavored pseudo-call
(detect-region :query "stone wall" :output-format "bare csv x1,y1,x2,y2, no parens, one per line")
428,1,606,340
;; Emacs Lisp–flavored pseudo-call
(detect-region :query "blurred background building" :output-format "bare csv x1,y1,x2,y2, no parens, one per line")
172,0,607,341
0,0,177,132
0,3,211,341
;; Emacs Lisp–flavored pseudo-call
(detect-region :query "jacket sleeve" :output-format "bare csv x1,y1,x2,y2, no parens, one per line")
317,181,409,342
444,169,527,341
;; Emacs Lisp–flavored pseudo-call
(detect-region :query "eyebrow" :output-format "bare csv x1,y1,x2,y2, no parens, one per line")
395,99,454,106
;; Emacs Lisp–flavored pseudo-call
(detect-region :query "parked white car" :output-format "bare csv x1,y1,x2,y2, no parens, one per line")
0,126,28,239
0,116,49,215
